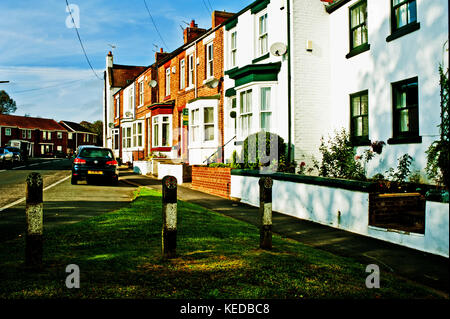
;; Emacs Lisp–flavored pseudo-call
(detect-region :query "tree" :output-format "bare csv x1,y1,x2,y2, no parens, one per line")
80,120,103,145
0,90,17,114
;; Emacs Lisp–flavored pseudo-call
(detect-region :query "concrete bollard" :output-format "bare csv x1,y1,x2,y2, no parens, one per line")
162,176,178,259
25,172,44,268
259,177,273,250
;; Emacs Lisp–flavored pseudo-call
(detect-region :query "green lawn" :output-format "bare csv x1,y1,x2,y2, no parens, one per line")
0,187,442,299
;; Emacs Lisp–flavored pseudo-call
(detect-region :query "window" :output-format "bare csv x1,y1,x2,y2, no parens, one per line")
188,54,194,87
240,89,252,138
165,68,171,96
22,130,27,139
113,130,119,150
137,122,143,147
48,132,51,140
230,31,237,68
206,43,214,79
260,87,271,131
258,13,268,56
350,90,369,145
139,81,144,106
28,130,32,139
349,1,368,51
153,116,172,147
392,0,417,31
57,145,62,151
391,77,419,141
180,59,185,90
115,96,120,118
68,132,73,140
5,128,11,136
126,127,131,148
132,123,137,147
204,107,214,141
191,109,200,142
57,132,63,139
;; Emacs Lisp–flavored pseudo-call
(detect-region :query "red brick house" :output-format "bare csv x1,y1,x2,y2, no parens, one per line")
112,10,233,165
59,120,100,156
0,114,68,157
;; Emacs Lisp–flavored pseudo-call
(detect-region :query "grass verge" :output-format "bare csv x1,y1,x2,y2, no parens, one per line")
0,187,443,299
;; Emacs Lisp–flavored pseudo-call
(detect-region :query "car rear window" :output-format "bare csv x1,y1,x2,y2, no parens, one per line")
79,148,114,159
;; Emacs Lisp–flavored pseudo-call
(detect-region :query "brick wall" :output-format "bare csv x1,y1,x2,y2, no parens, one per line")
369,193,426,234
192,166,231,198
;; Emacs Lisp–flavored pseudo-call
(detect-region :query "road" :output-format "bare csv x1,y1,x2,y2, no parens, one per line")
0,158,137,242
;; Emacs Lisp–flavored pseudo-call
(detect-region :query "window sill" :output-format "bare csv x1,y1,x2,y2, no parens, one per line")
252,53,270,64
151,147,172,152
203,77,216,85
185,86,195,92
386,22,420,42
351,138,371,147
346,43,370,59
164,95,171,101
387,135,422,145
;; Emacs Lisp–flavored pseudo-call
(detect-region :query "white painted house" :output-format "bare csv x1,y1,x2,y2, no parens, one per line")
223,0,290,163
291,0,449,179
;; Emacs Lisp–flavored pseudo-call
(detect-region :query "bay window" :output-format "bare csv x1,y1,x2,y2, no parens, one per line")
240,89,252,138
153,115,172,147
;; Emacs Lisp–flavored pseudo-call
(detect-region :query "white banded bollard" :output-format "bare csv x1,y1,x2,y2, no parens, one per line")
25,172,44,268
162,176,178,259
259,177,273,250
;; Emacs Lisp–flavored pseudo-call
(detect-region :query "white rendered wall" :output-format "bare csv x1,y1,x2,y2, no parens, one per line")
231,174,449,257
328,0,449,179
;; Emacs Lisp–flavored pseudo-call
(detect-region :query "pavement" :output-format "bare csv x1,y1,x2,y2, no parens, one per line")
119,169,449,297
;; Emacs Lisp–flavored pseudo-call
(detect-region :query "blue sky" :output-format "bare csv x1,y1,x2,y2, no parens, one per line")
0,0,253,123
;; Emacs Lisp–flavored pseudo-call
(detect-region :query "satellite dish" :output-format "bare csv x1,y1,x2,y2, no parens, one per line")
149,80,157,88
125,111,132,117
270,42,287,56
206,78,219,89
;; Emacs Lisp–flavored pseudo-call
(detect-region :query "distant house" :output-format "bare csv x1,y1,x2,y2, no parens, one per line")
0,114,68,157
59,120,99,155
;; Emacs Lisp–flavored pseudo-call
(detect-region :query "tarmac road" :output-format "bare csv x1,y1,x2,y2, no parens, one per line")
0,159,136,242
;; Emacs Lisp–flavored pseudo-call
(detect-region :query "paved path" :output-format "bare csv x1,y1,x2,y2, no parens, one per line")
119,170,449,296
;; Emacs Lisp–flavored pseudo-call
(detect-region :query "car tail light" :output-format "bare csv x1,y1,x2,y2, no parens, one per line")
73,158,86,165
106,160,118,166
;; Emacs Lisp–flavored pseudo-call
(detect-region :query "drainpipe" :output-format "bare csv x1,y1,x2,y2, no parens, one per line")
287,0,293,162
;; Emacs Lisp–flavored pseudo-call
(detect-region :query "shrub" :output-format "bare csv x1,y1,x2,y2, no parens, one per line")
386,154,413,184
316,129,366,180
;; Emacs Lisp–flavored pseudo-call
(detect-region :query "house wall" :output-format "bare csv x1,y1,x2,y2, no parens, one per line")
291,0,331,166
223,1,289,164
230,172,449,257
327,0,449,179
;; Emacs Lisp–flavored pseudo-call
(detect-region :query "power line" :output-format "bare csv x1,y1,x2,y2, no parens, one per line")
202,0,212,15
10,78,90,95
207,0,214,12
143,0,169,52
65,0,102,80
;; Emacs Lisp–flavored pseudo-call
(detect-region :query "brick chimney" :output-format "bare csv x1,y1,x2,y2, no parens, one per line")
183,20,207,44
155,48,170,63
106,51,113,68
212,11,235,28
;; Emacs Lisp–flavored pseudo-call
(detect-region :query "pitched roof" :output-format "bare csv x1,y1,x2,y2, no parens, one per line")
59,120,95,133
0,114,67,131
109,64,147,88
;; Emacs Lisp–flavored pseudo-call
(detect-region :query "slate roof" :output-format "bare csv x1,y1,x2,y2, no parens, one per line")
109,64,147,88
59,120,95,134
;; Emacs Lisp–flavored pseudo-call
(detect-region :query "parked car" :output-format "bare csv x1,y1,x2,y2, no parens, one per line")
4,146,22,163
74,145,97,156
53,151,67,158
0,147,14,168
71,147,119,185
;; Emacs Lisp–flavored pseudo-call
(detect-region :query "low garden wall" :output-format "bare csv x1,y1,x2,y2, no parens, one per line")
192,166,231,199
158,163,192,185
230,170,449,258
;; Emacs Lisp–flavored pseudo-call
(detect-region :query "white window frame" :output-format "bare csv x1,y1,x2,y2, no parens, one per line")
230,30,237,68
27,130,32,139
257,11,268,57
115,95,120,119
165,67,171,96
22,129,26,139
260,87,272,132
180,59,185,90
203,107,215,142
239,89,253,139
206,42,214,79
57,132,63,139
5,128,11,136
68,132,73,140
187,54,195,88
152,115,172,148
138,80,144,107
188,103,218,147
190,108,200,143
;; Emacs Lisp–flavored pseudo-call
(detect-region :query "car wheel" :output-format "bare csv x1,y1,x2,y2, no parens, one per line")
71,176,77,185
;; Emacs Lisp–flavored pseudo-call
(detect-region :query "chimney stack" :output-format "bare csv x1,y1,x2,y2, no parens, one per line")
106,51,113,68
212,11,235,28
183,19,207,44
155,48,170,63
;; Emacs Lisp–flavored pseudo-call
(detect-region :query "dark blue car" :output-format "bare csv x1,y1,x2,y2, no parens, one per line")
71,147,119,185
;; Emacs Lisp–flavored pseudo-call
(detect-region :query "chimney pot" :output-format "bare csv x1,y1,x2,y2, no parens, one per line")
190,20,196,28
160,48,163,53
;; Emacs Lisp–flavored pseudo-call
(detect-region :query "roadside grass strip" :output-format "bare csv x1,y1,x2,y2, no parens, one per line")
0,187,443,299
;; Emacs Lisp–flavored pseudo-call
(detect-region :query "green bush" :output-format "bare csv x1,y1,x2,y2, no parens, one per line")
316,129,366,180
